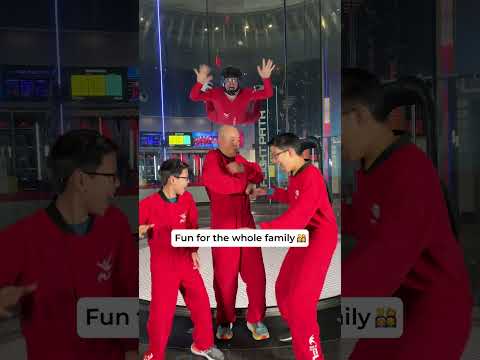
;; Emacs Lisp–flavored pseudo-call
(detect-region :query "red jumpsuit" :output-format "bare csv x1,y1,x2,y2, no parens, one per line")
260,163,338,360
202,149,266,325
342,138,473,359
189,78,273,125
0,204,138,360
140,191,214,359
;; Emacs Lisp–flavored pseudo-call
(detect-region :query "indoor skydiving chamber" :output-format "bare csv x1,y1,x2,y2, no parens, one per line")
138,0,341,356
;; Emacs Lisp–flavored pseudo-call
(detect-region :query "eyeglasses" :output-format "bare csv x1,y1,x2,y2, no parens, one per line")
271,149,288,161
174,176,190,182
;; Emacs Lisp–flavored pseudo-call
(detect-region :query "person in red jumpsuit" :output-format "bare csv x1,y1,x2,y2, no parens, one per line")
189,59,275,126
341,68,473,359
0,129,138,360
202,125,269,341
140,159,224,360
251,133,338,360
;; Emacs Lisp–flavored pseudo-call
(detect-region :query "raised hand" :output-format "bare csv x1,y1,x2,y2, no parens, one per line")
193,64,213,85
257,58,276,79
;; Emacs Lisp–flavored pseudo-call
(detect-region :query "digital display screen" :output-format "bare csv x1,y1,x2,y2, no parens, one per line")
140,132,163,147
2,67,52,100
167,132,192,147
71,74,122,97
192,131,218,148
68,68,126,101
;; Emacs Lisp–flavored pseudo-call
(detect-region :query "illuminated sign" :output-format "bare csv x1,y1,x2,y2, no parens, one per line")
167,132,192,147
2,66,52,101
67,68,125,101
256,110,268,187
192,131,218,148
140,132,163,147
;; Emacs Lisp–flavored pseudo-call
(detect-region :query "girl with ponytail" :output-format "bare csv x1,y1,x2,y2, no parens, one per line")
341,68,472,359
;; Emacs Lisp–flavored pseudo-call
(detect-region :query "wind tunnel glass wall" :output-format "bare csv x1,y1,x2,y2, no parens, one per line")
139,0,340,206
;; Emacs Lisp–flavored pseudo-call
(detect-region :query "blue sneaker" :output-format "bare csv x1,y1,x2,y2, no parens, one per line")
216,323,233,340
246,321,270,340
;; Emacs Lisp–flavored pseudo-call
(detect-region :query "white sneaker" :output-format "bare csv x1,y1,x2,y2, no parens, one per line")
279,332,292,342
190,344,225,360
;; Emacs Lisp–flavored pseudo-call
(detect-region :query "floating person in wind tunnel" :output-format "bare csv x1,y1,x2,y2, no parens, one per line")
201,125,270,342
341,68,473,359
139,159,224,360
251,133,338,360
189,59,275,126
0,129,138,360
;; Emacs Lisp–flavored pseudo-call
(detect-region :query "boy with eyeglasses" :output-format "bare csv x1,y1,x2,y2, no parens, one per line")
341,68,472,360
252,133,338,360
0,129,138,360
140,159,224,360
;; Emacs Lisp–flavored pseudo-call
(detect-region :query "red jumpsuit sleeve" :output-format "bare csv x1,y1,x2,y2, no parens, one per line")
0,222,26,287
236,156,264,184
189,82,213,102
186,194,200,252
202,152,248,195
269,186,289,204
260,173,328,229
342,173,434,297
139,198,150,225
249,78,273,100
111,212,139,352
245,162,264,184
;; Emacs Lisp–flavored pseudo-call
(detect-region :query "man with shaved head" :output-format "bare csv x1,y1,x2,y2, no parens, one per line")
202,125,269,341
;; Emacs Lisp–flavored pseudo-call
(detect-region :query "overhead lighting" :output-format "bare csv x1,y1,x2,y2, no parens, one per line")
244,25,249,30
321,17,326,29
204,28,208,32
140,17,145,22
214,26,220,31
268,24,273,28
238,40,244,46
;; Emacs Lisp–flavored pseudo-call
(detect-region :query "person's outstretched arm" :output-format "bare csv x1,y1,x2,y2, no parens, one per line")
249,58,275,100
269,186,290,203
259,173,329,230
190,64,214,101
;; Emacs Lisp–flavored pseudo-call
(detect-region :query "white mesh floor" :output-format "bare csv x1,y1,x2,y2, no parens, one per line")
139,237,341,307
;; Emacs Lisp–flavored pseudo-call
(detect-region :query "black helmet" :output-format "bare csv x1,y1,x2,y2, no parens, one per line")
222,66,242,96
221,66,243,80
